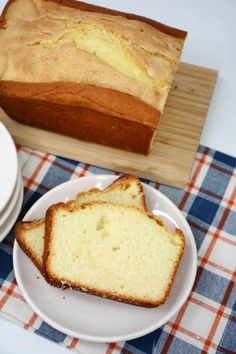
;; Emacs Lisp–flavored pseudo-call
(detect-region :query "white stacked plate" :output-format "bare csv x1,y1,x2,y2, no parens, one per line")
0,122,23,242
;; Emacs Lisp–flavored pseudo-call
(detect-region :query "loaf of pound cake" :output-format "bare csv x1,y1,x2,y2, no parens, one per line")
0,0,187,154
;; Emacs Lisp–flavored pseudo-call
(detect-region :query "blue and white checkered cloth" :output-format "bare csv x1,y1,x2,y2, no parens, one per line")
0,144,235,354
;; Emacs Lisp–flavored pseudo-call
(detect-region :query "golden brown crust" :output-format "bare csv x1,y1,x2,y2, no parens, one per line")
158,227,185,303
46,275,166,307
0,0,186,154
15,219,45,274
109,174,147,212
1,0,187,38
49,0,187,38
74,174,147,212
43,201,185,307
42,203,64,275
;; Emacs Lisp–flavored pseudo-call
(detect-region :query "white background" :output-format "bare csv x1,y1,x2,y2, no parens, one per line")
0,0,235,353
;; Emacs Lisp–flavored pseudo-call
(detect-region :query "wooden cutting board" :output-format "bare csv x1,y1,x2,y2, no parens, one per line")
0,62,217,188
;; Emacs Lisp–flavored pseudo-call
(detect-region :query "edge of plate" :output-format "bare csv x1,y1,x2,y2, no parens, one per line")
0,122,18,213
0,177,23,242
0,168,22,227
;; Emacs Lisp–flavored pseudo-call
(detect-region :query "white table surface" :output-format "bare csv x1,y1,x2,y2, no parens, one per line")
0,0,235,353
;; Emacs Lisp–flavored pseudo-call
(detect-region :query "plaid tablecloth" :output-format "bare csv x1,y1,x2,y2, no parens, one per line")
0,145,235,354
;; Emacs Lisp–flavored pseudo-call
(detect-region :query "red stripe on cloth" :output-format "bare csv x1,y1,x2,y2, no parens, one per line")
190,297,235,321
170,323,236,354
0,285,26,303
179,147,209,210
195,156,236,178
22,176,50,192
21,146,91,183
20,146,51,161
106,343,117,354
25,154,49,190
200,186,236,270
24,313,38,330
105,343,132,354
161,148,209,352
168,322,218,350
67,338,79,349
217,236,236,247
188,220,236,247
198,256,235,276
201,277,235,354
162,296,191,353
20,146,89,179
21,146,80,180
0,280,17,310
79,163,89,177
162,214,235,353
201,186,236,353
22,161,90,195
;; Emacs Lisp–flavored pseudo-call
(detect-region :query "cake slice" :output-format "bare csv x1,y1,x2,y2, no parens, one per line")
15,175,147,273
44,201,185,307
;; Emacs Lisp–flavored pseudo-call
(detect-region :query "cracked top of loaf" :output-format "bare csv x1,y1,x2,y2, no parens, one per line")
0,0,186,111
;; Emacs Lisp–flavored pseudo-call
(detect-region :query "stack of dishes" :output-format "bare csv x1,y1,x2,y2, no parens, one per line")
0,122,23,242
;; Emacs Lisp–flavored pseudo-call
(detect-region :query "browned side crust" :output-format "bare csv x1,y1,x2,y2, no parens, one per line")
0,0,186,155
43,201,185,307
15,219,45,274
0,82,158,154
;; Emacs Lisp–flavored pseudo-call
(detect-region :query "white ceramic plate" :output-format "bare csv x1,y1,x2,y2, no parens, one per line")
0,176,23,243
0,169,22,227
13,175,197,343
0,122,18,213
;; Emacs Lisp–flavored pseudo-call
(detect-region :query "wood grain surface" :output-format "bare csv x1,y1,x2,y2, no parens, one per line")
0,62,217,188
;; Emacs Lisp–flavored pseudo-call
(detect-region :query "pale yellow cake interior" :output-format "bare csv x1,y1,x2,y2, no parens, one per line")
20,220,45,267
73,178,145,211
48,203,184,302
0,0,185,111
